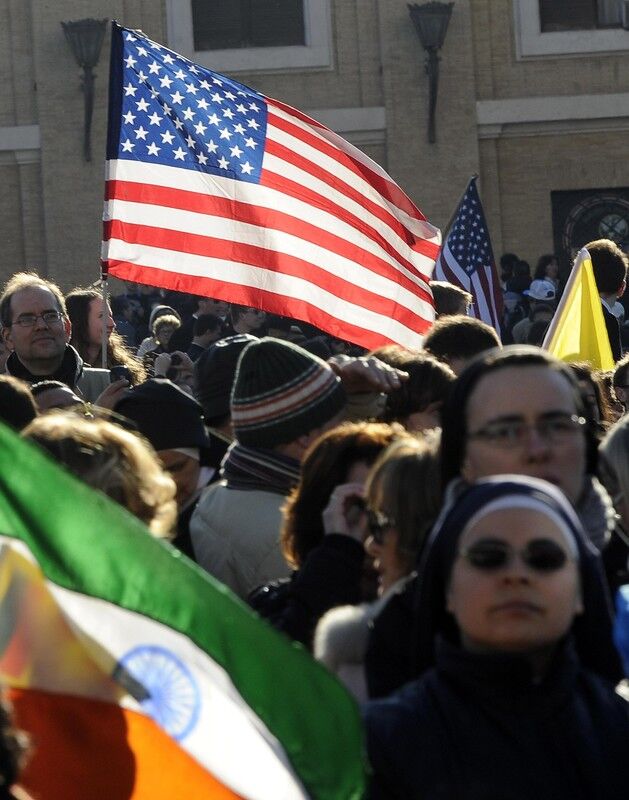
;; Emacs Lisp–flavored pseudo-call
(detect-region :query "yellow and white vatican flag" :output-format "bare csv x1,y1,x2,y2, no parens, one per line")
543,247,615,371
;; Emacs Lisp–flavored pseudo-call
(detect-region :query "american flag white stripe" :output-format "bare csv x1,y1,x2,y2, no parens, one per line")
103,23,440,350
265,108,438,260
104,237,431,348
266,105,433,231
104,196,432,317
105,160,434,300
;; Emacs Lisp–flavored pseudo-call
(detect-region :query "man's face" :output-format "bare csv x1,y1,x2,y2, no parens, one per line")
4,286,69,372
240,308,266,332
199,298,229,317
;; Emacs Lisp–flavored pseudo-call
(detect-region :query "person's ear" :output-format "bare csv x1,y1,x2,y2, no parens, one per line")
574,581,584,616
3,325,15,352
63,316,72,343
461,453,474,483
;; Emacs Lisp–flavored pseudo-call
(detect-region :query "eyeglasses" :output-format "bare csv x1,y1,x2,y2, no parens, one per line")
467,413,586,448
11,311,64,328
366,509,396,544
458,537,571,573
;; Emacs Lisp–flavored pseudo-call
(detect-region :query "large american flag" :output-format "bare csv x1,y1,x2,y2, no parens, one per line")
434,177,503,335
102,22,440,351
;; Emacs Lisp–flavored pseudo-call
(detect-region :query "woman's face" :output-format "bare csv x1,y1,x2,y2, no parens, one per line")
87,299,115,346
405,401,442,433
156,325,176,348
446,506,582,655
365,476,414,595
462,366,586,505
545,259,559,280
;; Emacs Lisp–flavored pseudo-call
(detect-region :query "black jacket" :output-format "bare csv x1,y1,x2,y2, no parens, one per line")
364,638,629,800
602,302,622,363
248,534,366,649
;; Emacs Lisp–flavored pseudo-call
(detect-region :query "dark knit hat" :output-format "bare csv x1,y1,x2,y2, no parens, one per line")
231,337,346,448
114,378,211,452
194,334,258,420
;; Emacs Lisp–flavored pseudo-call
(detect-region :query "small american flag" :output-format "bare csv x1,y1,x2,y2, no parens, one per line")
434,177,503,335
102,22,440,351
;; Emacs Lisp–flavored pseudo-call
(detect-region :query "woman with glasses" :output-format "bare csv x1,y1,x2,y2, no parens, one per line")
314,435,440,700
362,345,619,702
440,345,615,553
248,421,409,648
365,476,627,800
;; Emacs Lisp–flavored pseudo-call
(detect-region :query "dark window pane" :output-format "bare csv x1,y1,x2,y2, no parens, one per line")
192,0,305,50
539,0,597,31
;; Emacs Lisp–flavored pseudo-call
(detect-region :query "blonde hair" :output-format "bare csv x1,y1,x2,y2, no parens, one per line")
22,413,177,538
152,314,181,337
366,432,442,559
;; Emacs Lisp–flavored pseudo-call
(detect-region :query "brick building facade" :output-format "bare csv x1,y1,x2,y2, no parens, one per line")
2,0,629,289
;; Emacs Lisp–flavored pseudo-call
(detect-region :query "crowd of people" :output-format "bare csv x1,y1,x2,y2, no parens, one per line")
0,238,627,797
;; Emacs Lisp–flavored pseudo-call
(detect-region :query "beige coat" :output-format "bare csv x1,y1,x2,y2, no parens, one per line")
190,480,290,599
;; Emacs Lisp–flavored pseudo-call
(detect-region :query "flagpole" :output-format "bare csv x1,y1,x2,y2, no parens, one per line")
541,247,587,351
100,277,109,370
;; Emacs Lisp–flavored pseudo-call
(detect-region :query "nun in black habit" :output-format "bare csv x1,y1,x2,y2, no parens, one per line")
364,475,628,800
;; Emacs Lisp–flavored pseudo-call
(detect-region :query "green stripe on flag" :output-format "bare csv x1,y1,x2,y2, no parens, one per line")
0,423,367,800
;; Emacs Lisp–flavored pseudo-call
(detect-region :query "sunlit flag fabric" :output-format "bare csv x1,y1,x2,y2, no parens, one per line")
543,247,614,371
102,22,440,351
0,423,366,799
434,177,503,335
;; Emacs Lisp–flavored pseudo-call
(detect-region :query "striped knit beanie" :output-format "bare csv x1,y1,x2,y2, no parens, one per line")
231,337,346,448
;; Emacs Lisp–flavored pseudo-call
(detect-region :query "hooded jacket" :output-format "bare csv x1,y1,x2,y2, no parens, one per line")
364,476,627,800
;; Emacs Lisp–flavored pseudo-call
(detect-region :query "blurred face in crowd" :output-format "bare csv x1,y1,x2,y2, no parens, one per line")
446,506,582,656
461,366,586,505
239,308,266,333
4,286,70,373
0,337,8,372
87,298,115,346
545,259,559,280
158,449,200,507
156,324,176,349
405,401,442,433
34,385,83,412
199,298,228,318
364,471,413,595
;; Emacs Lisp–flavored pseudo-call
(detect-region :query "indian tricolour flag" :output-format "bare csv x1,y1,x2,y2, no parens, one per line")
0,423,366,799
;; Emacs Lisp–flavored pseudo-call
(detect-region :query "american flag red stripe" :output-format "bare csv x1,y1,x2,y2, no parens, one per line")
104,170,432,307
102,24,440,350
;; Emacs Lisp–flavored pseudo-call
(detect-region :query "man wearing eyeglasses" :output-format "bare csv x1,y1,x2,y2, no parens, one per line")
0,272,109,402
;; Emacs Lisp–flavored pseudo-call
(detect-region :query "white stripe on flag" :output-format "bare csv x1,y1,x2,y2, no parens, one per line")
103,198,433,316
105,159,435,284
104,237,429,347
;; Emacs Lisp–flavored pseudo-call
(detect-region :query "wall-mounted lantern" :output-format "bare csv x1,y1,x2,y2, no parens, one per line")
408,2,454,144
61,18,108,162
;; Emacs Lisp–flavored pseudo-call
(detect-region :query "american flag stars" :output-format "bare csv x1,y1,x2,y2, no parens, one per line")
115,29,266,183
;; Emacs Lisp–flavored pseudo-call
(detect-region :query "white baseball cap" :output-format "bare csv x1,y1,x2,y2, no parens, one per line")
524,279,556,301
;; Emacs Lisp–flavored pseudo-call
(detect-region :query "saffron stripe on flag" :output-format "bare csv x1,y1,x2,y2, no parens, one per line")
10,688,242,799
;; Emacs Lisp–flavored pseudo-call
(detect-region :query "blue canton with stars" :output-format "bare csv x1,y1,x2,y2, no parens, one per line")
107,23,267,184
444,179,494,277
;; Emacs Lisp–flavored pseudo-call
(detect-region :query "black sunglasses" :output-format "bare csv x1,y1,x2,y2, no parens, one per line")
366,509,396,544
458,537,570,573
